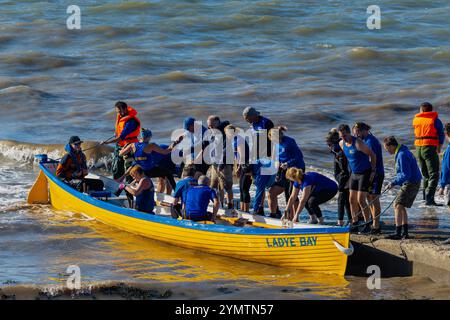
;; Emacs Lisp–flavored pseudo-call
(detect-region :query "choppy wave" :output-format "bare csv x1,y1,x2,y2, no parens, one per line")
0,85,54,98
89,1,158,14
0,140,113,164
0,52,78,71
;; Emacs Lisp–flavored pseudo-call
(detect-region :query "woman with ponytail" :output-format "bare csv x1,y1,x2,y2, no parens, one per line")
285,167,338,224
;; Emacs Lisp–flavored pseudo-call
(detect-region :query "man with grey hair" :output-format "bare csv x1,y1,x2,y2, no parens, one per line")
184,175,220,221
242,106,274,160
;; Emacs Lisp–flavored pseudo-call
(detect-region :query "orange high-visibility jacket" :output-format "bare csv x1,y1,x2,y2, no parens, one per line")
115,106,141,147
412,111,439,147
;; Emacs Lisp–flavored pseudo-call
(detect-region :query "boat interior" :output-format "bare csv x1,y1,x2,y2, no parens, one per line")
41,160,337,230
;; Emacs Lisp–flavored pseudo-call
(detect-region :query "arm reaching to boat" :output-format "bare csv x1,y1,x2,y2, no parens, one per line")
292,185,311,222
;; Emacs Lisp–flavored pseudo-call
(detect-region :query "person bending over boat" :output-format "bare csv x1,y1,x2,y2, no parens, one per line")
225,124,252,213
117,165,155,214
384,136,422,240
251,159,276,216
172,164,198,218
183,176,219,222
338,124,377,234
100,101,141,180
352,122,385,234
268,127,305,219
326,128,351,226
118,129,177,190
285,168,338,224
438,123,450,210
56,136,102,193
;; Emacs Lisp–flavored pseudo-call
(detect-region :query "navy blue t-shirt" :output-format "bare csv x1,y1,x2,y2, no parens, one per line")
293,172,338,193
185,185,217,218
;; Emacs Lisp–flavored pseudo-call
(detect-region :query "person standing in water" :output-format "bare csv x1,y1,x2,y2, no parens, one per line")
412,102,445,206
326,129,351,226
438,123,450,210
338,124,377,234
384,136,422,240
116,165,155,214
101,101,141,180
225,124,252,212
352,122,385,234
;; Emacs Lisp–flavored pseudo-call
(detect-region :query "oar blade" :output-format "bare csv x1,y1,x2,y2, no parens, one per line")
27,170,49,204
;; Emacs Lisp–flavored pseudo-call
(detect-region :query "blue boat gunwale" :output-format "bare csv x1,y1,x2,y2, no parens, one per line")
40,162,350,235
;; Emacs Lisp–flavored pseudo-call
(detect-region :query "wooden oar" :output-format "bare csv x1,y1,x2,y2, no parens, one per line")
27,170,49,204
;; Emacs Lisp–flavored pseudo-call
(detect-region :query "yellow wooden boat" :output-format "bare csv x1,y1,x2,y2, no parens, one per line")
28,155,353,276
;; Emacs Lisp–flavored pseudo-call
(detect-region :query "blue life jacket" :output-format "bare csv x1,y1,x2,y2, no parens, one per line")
135,178,155,214
133,142,154,171
342,137,371,174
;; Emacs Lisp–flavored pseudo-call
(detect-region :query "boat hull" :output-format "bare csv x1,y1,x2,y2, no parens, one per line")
42,165,350,275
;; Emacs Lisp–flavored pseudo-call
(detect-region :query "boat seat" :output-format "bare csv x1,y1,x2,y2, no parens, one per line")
89,190,111,200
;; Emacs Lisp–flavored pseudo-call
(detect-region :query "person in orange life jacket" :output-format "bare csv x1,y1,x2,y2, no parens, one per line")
183,175,220,222
437,123,450,210
326,128,351,226
338,124,377,234
56,136,102,193
100,101,141,180
118,129,178,190
267,127,305,219
117,165,155,214
412,102,445,206
285,168,338,225
384,136,422,240
352,122,384,234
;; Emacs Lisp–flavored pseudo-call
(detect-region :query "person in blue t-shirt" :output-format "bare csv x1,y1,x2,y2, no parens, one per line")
267,127,305,218
353,122,385,234
171,164,198,218
338,124,377,234
438,123,450,210
285,168,338,224
184,176,219,222
251,159,276,216
384,136,422,240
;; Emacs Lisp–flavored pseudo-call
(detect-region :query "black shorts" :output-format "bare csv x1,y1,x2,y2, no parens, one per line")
369,174,384,195
272,168,289,189
349,169,371,192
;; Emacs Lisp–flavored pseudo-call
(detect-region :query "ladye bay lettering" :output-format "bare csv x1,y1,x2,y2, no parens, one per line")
265,236,317,248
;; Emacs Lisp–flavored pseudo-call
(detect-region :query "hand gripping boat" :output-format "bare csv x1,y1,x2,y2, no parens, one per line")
28,155,353,276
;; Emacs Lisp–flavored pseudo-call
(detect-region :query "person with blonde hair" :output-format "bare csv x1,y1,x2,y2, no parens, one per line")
116,165,155,214
285,167,338,224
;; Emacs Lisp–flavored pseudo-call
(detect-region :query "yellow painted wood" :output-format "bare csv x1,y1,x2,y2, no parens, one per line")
27,170,49,204
47,176,350,276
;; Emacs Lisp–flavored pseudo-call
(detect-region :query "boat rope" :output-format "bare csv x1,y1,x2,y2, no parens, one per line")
355,192,398,228
351,187,389,218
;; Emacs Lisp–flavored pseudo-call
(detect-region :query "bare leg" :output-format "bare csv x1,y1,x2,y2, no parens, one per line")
349,190,360,223
357,191,370,221
368,194,381,229
268,186,284,213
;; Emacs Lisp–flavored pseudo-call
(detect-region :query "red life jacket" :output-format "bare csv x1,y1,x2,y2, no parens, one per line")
412,111,439,147
115,106,141,147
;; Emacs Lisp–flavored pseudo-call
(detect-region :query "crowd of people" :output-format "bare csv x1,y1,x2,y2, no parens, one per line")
55,101,450,240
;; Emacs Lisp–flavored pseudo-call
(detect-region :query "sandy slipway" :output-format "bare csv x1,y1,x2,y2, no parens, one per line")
348,234,450,284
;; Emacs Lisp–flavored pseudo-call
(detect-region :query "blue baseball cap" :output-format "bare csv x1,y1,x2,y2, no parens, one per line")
139,128,152,139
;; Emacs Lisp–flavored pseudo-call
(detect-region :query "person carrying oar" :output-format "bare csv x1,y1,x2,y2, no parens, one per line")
100,101,141,180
